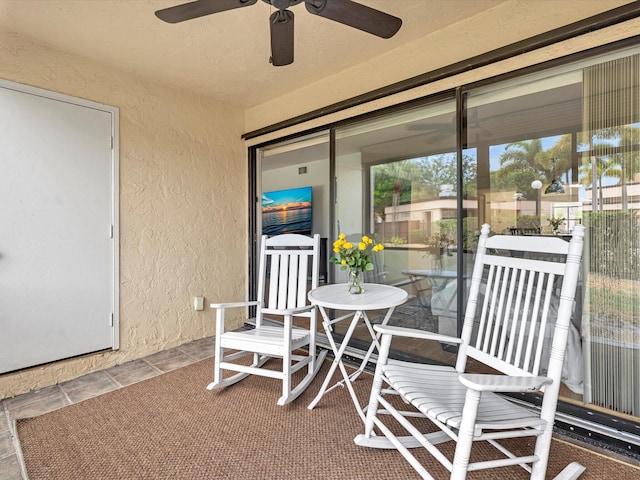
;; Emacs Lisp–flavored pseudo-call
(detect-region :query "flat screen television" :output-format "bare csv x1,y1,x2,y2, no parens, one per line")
262,186,312,236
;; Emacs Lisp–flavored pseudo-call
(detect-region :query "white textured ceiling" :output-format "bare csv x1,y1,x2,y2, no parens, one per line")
0,0,508,109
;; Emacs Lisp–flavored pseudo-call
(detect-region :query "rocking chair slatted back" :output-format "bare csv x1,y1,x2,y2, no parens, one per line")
457,228,580,381
258,234,318,322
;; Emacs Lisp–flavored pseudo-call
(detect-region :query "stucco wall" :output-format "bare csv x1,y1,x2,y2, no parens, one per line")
1,0,638,400
0,31,247,398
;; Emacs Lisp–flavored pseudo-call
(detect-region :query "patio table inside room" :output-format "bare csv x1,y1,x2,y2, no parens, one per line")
355,224,586,480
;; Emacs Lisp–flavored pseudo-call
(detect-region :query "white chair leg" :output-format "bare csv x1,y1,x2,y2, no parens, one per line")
282,347,292,404
278,349,327,406
207,371,250,390
450,388,481,480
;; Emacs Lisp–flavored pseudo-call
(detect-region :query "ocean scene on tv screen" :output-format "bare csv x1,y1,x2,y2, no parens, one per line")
262,186,312,236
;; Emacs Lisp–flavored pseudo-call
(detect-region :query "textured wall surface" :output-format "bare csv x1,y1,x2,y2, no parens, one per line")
0,31,247,398
2,1,639,399
245,0,638,141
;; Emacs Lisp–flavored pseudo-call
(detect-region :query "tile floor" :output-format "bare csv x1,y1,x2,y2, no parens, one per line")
0,336,215,480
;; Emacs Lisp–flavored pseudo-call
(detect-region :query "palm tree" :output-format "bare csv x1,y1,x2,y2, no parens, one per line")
497,139,544,179
494,141,534,196
496,138,571,198
373,159,421,234
592,125,640,210
546,134,573,178
579,142,621,212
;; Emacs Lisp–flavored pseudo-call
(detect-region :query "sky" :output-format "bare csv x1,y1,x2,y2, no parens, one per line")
262,185,312,207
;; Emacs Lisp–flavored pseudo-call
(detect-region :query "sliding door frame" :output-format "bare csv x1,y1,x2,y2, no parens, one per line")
247,36,640,460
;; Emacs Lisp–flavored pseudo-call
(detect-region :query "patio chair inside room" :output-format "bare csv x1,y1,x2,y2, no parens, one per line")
355,224,586,480
208,233,327,405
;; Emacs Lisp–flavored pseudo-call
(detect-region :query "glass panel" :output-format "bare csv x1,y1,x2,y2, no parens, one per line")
333,100,459,363
465,51,640,427
258,132,331,324
254,44,640,451
465,70,587,398
581,54,640,418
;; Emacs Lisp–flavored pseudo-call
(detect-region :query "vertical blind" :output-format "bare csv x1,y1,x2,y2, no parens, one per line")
582,54,640,417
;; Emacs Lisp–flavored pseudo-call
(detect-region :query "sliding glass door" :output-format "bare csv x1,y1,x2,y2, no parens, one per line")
463,48,640,446
253,41,640,452
327,46,640,448
464,69,587,404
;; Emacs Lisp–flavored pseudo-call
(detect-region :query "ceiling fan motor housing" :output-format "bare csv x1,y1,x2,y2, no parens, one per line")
264,0,304,9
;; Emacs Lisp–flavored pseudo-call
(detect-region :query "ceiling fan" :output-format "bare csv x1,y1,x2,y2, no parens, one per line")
155,0,402,66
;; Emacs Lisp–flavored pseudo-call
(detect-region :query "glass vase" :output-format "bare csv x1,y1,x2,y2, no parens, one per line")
347,268,365,294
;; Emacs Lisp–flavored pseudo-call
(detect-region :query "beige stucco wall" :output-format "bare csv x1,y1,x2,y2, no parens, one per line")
0,30,247,398
1,0,638,400
245,0,637,143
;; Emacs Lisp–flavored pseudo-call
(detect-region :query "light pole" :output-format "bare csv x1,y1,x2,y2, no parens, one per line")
531,180,542,231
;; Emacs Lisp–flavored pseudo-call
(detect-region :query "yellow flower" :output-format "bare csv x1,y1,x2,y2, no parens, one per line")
329,234,383,272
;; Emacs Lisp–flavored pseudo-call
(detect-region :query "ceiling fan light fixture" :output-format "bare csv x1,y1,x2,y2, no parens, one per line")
269,0,301,9
269,9,294,66
545,179,565,194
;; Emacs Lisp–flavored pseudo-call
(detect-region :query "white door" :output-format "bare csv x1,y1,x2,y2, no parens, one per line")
0,81,118,374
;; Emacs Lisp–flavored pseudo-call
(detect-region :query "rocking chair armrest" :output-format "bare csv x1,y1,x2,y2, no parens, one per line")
261,305,314,316
209,300,260,310
458,373,552,393
373,324,463,345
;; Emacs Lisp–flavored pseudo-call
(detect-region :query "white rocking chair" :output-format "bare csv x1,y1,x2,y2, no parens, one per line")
208,233,327,406
355,224,586,480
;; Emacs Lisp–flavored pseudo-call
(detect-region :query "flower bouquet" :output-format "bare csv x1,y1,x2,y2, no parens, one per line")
330,234,384,294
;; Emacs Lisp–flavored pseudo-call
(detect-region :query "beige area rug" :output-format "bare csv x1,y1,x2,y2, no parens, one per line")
16,358,640,479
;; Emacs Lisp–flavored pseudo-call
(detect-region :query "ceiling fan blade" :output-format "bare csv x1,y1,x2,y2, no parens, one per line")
304,0,401,39
270,9,294,66
155,0,258,24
